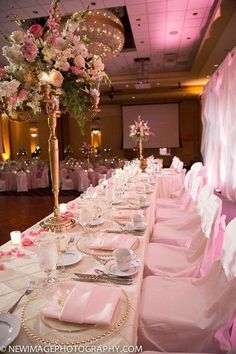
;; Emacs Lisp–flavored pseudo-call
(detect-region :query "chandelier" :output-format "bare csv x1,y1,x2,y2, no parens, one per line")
76,9,125,60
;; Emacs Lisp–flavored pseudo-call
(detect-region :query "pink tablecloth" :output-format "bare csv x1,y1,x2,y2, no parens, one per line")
156,173,182,198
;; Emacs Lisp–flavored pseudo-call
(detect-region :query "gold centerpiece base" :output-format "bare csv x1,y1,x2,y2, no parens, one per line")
140,157,147,173
40,216,76,233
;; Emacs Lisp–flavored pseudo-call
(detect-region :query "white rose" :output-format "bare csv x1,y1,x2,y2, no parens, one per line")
93,58,104,71
74,54,85,68
9,31,24,44
49,69,64,88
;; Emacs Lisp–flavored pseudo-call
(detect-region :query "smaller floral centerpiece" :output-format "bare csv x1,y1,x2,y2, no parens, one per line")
80,142,94,159
129,116,154,161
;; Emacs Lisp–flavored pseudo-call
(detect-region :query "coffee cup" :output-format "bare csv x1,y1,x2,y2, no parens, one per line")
139,196,148,207
113,248,133,272
132,212,145,229
144,183,152,193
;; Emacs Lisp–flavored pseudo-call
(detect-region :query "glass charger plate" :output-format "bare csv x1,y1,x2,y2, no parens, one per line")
21,283,130,346
76,237,139,258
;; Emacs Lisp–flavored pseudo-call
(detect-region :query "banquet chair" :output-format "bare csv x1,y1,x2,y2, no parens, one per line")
155,175,203,222
36,167,49,188
138,217,236,353
0,177,7,192
60,168,74,190
170,156,180,169
145,195,224,278
151,184,214,248
16,171,28,192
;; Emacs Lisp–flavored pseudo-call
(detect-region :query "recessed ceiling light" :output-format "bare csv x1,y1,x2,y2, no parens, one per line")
214,64,219,67
192,12,198,16
132,96,135,99
169,31,178,35
125,84,129,87
187,37,191,40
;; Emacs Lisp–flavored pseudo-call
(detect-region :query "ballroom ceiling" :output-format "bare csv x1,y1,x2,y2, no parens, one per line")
0,0,236,100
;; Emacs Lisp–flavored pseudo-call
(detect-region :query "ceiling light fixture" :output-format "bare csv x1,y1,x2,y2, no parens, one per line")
76,9,125,60
214,64,219,67
125,84,129,87
132,96,135,99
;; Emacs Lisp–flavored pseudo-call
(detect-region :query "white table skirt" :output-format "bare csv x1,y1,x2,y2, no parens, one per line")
0,174,157,352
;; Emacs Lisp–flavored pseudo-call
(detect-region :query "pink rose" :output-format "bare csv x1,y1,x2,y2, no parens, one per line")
18,89,28,101
0,67,6,80
49,69,64,87
28,24,43,38
22,39,38,62
70,66,81,75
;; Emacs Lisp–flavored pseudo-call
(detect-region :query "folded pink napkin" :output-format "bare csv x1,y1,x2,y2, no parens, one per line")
87,233,137,251
113,210,137,221
41,281,122,326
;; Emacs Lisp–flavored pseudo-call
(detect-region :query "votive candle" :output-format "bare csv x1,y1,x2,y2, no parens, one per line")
10,231,21,245
59,203,67,214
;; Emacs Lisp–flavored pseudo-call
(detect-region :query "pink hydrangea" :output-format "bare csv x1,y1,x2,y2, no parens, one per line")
22,39,38,62
28,24,43,38
18,89,28,102
70,66,81,75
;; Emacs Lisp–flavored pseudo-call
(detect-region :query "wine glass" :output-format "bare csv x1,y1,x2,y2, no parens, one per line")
79,207,92,235
37,238,59,285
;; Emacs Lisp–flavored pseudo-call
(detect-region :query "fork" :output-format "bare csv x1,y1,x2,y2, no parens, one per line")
8,280,35,313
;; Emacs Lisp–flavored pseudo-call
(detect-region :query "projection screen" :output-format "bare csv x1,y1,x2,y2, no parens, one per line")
122,104,179,149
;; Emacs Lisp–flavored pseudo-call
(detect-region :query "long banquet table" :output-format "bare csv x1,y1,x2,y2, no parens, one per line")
0,173,158,353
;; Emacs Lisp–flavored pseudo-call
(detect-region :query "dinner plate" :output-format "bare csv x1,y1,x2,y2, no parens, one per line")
57,249,83,267
0,313,21,351
105,259,140,277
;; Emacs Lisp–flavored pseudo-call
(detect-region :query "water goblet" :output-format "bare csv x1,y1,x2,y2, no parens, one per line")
37,238,59,285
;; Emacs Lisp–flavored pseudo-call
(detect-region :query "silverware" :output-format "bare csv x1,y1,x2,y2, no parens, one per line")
73,273,133,285
8,280,35,313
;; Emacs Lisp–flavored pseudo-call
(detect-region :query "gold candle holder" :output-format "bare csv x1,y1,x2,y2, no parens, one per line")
139,139,147,173
40,84,75,232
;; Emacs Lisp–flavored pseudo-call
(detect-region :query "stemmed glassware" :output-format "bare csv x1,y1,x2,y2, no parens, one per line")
37,238,59,285
79,207,93,235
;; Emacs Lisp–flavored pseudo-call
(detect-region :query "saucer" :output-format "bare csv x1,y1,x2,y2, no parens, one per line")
89,217,104,226
57,249,83,267
105,259,140,277
126,222,147,232
0,313,21,351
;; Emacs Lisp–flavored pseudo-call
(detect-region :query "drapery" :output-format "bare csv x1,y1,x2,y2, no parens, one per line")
201,46,236,201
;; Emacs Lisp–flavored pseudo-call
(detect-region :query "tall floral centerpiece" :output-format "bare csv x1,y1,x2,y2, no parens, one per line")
0,0,108,231
129,116,154,172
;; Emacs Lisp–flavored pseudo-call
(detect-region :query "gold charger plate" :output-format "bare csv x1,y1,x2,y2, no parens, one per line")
21,282,130,346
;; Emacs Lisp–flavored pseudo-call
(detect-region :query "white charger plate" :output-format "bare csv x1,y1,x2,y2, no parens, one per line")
0,313,21,351
105,259,140,277
57,249,83,267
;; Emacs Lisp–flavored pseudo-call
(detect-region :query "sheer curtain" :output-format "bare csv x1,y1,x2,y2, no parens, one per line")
201,46,236,201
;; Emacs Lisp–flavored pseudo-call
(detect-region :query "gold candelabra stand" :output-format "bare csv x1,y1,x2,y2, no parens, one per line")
139,139,147,173
40,84,75,232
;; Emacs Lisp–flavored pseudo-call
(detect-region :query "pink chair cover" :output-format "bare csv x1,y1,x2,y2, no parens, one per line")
77,170,90,192
138,261,236,352
16,172,28,192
